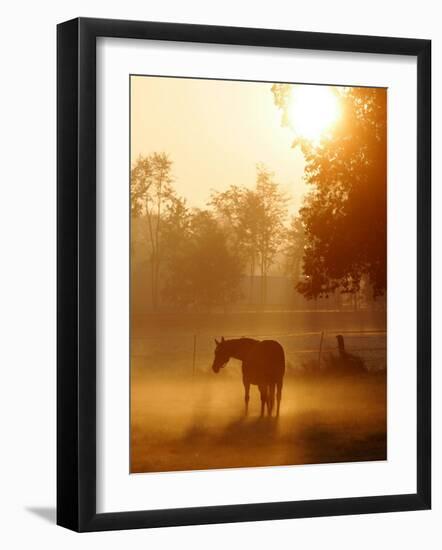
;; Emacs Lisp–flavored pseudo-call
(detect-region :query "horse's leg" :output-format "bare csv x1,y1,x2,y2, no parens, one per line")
267,383,275,416
244,381,250,416
276,381,282,416
259,385,267,417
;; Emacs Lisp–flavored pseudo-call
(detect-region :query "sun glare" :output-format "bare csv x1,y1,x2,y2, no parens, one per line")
287,85,340,143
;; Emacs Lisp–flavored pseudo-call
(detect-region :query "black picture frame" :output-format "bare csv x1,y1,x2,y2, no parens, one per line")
57,17,431,532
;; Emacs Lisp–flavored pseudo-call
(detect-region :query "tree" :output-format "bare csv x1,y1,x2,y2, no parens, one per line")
160,193,191,263
131,153,175,309
283,216,306,285
272,85,387,299
162,210,242,309
210,166,288,305
210,185,258,302
254,166,289,304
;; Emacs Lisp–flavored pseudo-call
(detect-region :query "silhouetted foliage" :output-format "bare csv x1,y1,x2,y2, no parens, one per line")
323,352,366,376
131,153,176,309
211,165,288,304
283,216,306,284
272,86,387,299
131,154,291,311
162,209,242,309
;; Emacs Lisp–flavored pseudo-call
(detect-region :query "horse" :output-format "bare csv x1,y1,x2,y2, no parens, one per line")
211,337,285,417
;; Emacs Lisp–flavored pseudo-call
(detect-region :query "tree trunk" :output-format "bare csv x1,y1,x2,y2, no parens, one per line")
260,254,265,306
150,252,156,310
249,256,255,305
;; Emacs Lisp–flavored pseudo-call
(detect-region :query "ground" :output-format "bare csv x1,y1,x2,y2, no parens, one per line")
130,309,386,473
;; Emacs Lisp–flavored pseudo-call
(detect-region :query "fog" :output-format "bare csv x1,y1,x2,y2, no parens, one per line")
130,310,386,473
129,78,387,474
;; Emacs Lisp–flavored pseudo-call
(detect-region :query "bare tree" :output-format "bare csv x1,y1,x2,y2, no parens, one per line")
254,166,289,304
131,153,174,310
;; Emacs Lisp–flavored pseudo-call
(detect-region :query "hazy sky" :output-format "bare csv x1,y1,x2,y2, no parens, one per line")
130,76,307,214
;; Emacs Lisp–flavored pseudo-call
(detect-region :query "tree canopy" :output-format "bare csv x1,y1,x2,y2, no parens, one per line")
272,85,387,299
131,153,176,309
162,209,242,309
210,165,288,304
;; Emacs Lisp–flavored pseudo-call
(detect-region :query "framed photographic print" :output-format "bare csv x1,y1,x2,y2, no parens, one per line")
57,17,431,531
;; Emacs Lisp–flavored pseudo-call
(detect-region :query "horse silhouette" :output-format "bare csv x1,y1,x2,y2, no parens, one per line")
212,337,285,416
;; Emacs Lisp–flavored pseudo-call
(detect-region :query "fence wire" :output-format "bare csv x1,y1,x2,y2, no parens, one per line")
132,328,387,372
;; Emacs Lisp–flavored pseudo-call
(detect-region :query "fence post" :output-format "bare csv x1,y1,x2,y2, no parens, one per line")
192,334,197,376
336,334,346,358
318,331,324,369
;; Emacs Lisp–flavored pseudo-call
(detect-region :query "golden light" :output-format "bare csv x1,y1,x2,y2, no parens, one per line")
287,85,340,143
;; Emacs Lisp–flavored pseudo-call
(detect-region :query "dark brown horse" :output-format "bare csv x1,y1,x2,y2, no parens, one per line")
212,337,285,416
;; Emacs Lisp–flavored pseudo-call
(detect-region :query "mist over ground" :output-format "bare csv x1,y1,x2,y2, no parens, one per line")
130,310,387,473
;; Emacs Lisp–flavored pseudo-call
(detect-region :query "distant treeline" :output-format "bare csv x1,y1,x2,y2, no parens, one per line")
131,86,387,311
131,158,294,310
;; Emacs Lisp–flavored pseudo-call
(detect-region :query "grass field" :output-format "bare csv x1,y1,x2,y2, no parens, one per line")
130,309,386,473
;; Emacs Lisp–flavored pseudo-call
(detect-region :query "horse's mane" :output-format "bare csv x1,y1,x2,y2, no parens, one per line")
221,337,259,361
233,337,259,344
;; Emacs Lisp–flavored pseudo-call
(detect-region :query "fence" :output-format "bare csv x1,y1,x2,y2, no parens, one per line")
132,328,387,374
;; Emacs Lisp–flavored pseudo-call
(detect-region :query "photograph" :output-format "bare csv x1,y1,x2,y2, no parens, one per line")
130,75,387,474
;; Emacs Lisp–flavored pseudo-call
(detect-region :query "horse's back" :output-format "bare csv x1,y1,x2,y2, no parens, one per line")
244,339,285,385
261,340,285,378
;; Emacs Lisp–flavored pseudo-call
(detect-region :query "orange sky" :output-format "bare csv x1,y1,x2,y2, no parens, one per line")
130,76,307,214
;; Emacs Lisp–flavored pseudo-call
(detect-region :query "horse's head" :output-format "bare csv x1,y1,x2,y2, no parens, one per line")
212,337,230,373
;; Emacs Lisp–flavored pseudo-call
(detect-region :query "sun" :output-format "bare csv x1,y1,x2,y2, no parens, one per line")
287,85,340,143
